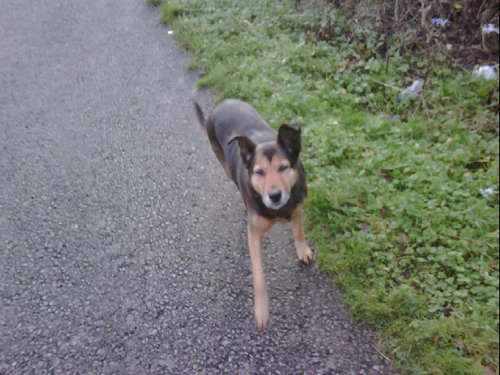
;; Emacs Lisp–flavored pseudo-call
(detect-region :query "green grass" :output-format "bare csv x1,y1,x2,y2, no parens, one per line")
144,0,162,7
153,0,499,373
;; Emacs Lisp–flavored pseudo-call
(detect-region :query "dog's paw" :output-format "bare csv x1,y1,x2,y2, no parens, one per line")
254,294,269,330
296,243,314,264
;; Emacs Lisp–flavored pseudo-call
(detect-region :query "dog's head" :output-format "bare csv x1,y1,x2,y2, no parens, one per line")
230,124,302,210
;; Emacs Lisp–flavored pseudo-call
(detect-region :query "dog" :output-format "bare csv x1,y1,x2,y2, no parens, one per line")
194,99,313,329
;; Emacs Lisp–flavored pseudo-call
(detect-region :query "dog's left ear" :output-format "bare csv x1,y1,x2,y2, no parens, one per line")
278,123,301,166
228,134,256,168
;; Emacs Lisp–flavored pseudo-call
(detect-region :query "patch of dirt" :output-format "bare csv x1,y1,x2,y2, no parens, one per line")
297,0,499,69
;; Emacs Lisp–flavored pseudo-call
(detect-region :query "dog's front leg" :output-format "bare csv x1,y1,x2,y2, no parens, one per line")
247,213,272,329
291,205,314,264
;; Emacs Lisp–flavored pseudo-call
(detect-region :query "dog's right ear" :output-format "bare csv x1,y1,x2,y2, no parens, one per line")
228,135,256,168
278,123,301,166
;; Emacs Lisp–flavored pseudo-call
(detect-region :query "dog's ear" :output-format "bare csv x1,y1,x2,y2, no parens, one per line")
278,123,301,166
228,135,256,168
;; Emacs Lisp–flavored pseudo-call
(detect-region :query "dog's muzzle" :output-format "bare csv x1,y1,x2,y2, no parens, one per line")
263,189,289,209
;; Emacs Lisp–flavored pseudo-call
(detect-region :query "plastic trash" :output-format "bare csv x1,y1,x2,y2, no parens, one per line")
482,24,499,34
473,65,497,80
168,30,174,35
431,18,451,28
480,187,495,197
401,79,424,99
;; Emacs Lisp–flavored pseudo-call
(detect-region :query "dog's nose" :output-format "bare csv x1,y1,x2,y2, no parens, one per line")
269,190,282,204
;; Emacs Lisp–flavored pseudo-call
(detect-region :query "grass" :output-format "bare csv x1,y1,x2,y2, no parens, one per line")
153,0,499,373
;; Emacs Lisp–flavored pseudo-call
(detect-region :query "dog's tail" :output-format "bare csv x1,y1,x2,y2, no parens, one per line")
193,101,206,130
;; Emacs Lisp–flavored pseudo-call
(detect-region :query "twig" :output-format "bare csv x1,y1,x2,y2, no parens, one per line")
385,51,390,75
419,0,431,29
420,94,431,118
441,50,468,72
371,78,404,92
423,44,433,88
371,344,392,363
477,0,488,22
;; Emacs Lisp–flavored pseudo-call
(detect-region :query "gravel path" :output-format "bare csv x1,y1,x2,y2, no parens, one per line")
0,1,393,373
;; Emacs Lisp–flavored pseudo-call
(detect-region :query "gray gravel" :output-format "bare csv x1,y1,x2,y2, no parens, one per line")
0,0,393,374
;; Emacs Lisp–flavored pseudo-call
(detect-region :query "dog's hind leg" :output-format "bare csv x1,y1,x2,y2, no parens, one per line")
247,212,273,329
291,205,314,264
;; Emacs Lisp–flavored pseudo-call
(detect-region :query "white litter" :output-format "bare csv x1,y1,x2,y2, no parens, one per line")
480,187,495,197
168,30,174,35
401,79,424,99
482,24,499,34
431,18,451,28
473,65,497,80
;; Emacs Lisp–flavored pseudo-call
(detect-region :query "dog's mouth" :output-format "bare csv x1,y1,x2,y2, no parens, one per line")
262,191,290,210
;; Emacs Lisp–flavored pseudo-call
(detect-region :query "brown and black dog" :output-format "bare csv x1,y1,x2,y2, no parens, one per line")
194,99,313,329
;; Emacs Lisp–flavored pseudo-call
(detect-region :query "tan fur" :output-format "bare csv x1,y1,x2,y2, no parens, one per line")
246,211,273,329
247,204,313,329
291,205,313,263
250,152,298,199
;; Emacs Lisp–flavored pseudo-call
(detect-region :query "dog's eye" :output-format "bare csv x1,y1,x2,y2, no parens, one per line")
254,168,265,176
278,164,289,172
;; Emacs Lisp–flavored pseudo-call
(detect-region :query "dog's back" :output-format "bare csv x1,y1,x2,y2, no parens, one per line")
208,99,276,146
